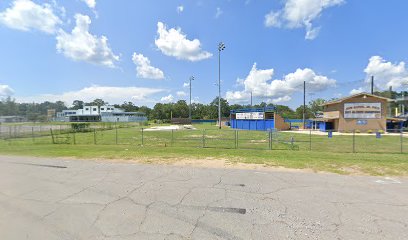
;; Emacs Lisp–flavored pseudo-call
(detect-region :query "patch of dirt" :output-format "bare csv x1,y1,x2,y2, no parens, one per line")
85,156,319,174
339,166,368,175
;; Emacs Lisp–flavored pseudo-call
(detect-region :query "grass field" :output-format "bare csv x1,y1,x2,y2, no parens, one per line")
0,123,407,176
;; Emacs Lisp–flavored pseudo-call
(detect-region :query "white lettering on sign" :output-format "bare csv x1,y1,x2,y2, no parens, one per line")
236,112,264,120
344,103,381,119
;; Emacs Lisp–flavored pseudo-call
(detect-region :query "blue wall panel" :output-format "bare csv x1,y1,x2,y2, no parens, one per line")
319,122,326,131
231,119,275,131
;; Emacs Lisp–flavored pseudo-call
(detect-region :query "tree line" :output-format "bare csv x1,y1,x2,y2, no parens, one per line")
2,89,406,122
0,96,330,122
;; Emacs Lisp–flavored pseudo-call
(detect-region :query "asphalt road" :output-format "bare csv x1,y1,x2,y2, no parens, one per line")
0,156,407,240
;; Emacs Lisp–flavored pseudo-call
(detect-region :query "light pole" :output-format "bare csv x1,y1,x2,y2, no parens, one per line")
189,76,194,121
303,80,306,130
218,42,225,129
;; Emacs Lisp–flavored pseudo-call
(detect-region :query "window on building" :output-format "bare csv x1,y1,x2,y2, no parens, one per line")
93,108,97,111
85,108,89,110
101,108,104,111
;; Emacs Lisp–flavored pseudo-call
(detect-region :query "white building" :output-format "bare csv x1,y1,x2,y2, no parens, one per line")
56,105,147,123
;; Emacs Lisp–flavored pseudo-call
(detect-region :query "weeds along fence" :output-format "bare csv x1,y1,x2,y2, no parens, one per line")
2,125,408,154
0,122,144,144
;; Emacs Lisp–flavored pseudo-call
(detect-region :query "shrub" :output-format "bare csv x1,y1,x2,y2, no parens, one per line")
367,130,373,134
71,123,91,132
355,129,361,133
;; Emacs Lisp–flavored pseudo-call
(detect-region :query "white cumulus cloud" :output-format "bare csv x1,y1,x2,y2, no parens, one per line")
132,53,164,80
15,85,164,105
81,0,96,9
155,22,212,61
269,96,292,104
364,56,408,90
176,91,187,97
349,87,364,95
226,63,336,103
0,84,15,97
215,7,223,18
0,0,62,34
56,14,119,67
265,0,344,40
177,5,184,13
161,94,174,103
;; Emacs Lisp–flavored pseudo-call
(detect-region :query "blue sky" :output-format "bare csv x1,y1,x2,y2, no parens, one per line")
1,0,408,108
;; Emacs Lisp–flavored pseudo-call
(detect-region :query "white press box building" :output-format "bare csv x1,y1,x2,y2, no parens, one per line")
55,105,147,123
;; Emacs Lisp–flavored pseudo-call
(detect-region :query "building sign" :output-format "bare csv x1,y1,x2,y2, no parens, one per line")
236,112,264,120
356,120,368,125
323,111,340,119
344,103,381,119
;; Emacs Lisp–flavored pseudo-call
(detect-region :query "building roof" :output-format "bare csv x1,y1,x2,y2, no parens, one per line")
110,112,146,115
230,107,275,114
387,117,406,122
321,92,391,106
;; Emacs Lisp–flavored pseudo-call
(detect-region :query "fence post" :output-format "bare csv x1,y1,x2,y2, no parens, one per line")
73,131,76,145
32,126,35,143
271,130,273,150
352,130,355,153
401,129,403,154
290,136,294,150
115,124,118,145
202,129,206,148
236,130,239,149
268,131,272,150
50,129,55,144
171,129,174,147
141,128,144,146
309,128,312,151
235,130,237,149
94,129,97,145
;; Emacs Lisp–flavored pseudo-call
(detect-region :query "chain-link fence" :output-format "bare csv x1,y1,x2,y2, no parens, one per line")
2,124,407,154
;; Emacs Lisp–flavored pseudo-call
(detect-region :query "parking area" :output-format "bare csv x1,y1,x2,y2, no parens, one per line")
0,156,407,240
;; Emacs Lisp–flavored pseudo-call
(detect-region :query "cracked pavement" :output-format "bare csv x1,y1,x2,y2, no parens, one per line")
0,156,407,240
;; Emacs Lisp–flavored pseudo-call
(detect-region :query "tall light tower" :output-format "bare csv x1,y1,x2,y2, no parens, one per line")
189,76,194,121
303,80,306,130
218,42,225,129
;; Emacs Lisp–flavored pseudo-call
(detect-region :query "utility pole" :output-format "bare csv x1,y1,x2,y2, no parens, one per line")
371,76,374,94
303,80,306,130
189,76,194,121
250,91,253,107
218,42,225,129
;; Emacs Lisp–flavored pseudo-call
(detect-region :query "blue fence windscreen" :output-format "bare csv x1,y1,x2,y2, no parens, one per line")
231,119,274,131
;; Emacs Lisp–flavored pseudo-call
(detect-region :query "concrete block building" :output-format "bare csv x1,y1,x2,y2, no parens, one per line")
318,93,390,132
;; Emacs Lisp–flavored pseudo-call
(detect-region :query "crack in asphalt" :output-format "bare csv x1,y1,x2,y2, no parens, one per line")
6,161,67,169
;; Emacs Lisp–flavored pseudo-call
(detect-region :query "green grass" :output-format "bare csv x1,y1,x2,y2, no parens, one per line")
0,124,407,176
